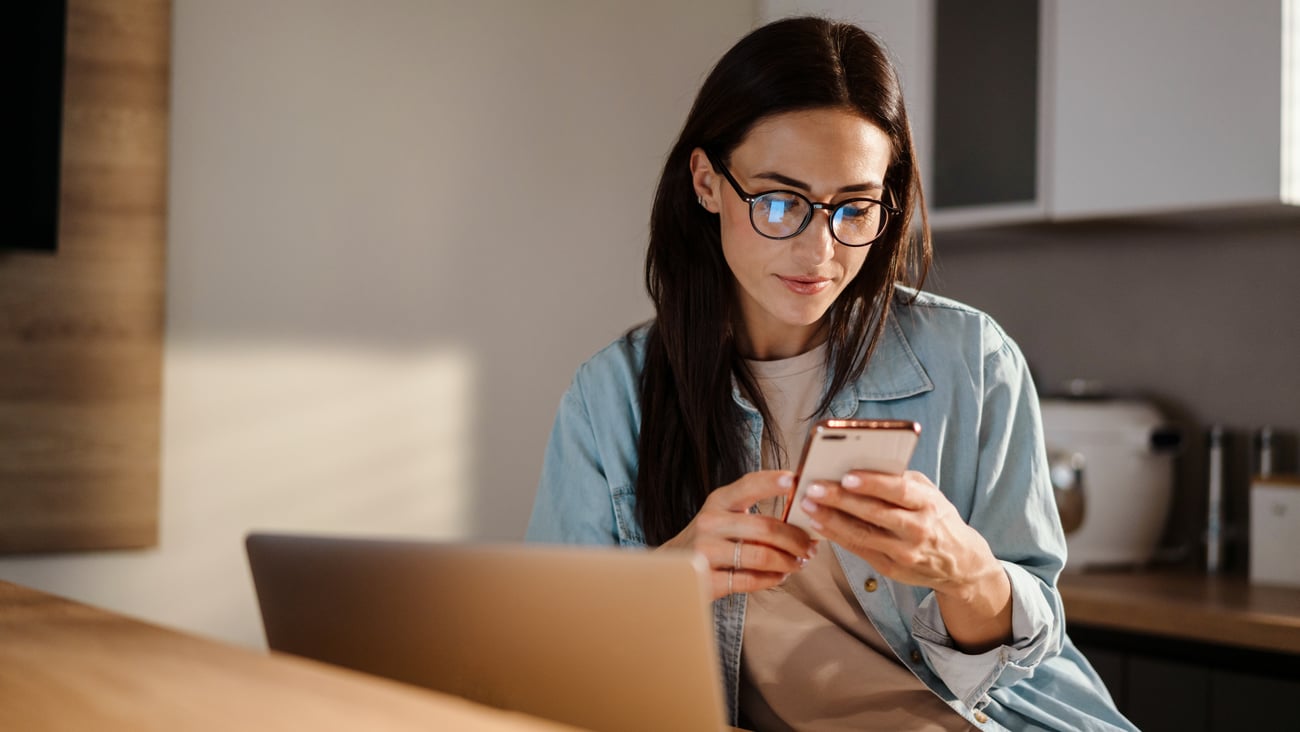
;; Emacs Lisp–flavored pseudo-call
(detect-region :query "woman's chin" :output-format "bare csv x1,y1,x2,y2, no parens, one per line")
771,307,833,332
781,300,836,328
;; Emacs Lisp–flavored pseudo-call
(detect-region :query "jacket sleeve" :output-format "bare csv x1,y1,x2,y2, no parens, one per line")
910,329,1067,711
525,377,622,546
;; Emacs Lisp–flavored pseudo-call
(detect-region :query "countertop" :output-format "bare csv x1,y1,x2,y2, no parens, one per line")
0,580,584,732
7,571,1296,731
1058,570,1300,654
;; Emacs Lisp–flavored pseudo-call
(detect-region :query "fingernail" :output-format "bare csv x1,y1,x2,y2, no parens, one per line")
808,543,818,558
800,498,818,514
780,573,791,584
778,473,794,488
809,518,823,530
842,473,861,488
807,483,826,498
797,557,809,568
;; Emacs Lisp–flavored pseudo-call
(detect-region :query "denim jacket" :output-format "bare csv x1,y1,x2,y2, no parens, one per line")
527,289,1136,732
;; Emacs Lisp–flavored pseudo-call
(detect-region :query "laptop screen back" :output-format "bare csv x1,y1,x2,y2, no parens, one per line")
246,533,728,732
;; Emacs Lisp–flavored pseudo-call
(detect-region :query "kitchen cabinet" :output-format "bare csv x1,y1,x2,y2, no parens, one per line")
1074,632,1300,732
1123,655,1209,732
1046,1,1292,220
757,0,1298,227
1060,571,1300,730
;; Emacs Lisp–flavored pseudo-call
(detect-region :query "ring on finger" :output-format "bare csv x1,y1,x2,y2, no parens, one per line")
733,539,744,571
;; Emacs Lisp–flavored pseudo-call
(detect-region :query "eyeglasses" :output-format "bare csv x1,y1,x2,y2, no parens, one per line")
707,153,899,247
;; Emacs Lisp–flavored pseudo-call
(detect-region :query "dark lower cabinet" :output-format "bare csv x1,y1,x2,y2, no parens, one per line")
1081,645,1127,711
1209,669,1298,730
1125,657,1209,732
1072,628,1300,732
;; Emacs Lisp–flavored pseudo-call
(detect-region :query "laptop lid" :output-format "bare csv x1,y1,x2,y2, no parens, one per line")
246,532,728,732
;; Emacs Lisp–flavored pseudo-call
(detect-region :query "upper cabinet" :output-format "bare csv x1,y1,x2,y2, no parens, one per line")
1044,1,1292,221
758,0,1299,228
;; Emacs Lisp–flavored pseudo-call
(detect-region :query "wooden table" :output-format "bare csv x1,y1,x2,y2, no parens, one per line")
0,581,585,731
1058,570,1300,655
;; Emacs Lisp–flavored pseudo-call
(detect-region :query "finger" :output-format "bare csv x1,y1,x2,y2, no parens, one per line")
712,569,788,600
810,505,918,568
700,528,812,574
733,537,807,574
840,470,929,509
728,515,819,563
709,470,796,512
691,497,814,558
802,481,907,536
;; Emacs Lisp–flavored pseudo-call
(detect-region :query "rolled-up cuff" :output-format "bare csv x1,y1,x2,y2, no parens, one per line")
910,562,1062,709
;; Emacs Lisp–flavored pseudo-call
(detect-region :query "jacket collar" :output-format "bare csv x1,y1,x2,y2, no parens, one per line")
731,304,934,417
827,307,934,417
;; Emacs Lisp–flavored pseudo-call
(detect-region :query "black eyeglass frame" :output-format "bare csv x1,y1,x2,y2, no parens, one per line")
706,152,900,248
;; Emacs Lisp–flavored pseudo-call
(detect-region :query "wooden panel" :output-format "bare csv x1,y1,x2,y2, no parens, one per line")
0,0,169,552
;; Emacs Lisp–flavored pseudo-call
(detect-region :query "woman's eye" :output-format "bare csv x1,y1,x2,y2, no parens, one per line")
755,194,803,222
838,203,879,225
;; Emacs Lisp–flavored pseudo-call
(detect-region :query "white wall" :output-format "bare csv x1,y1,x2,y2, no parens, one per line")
0,0,756,648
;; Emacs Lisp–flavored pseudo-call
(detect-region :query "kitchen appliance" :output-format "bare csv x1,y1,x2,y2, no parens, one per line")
1039,397,1180,572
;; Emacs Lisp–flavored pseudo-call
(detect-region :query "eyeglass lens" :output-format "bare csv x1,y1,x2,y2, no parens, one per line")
751,192,885,246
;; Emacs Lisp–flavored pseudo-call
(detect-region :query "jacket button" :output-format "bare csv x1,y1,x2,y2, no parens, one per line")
974,711,989,724
909,648,922,663
863,577,878,592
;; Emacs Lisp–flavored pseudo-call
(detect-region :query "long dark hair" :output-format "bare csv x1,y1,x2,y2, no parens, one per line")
636,16,931,545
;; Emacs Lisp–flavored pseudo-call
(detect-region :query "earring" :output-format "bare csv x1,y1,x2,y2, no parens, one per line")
698,196,705,206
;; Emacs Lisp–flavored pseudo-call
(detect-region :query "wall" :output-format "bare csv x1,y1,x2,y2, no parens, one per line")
929,211,1300,561
0,0,756,647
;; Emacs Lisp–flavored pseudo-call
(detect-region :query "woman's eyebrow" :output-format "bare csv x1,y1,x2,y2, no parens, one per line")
753,170,884,194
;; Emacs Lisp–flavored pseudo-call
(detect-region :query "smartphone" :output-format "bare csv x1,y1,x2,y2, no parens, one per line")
781,419,922,537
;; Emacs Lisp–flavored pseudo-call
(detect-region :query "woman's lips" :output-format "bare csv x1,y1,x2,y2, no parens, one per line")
778,275,833,295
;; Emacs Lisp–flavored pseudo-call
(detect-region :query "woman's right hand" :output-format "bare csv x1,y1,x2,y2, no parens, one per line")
659,470,820,600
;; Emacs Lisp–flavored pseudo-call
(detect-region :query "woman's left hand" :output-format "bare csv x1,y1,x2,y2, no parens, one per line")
800,469,1013,651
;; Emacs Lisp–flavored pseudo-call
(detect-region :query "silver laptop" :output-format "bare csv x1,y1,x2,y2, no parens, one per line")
246,532,729,732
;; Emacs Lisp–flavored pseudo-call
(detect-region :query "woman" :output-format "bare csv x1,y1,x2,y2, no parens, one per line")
527,16,1135,732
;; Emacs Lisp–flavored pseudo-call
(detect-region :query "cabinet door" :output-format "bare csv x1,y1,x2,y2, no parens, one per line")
1046,0,1284,218
931,0,1039,211
757,0,934,187
1074,642,1127,711
1126,655,1209,732
1210,669,1300,730
758,0,1046,228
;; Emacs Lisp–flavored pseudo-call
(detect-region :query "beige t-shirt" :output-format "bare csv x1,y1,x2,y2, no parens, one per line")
741,345,974,732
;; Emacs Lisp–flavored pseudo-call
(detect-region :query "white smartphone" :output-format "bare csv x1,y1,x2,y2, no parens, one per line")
781,419,922,538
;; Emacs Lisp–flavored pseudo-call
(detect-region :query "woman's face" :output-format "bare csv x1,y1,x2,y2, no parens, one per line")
691,108,892,360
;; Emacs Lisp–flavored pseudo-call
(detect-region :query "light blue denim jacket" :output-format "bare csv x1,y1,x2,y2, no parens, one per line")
527,289,1136,732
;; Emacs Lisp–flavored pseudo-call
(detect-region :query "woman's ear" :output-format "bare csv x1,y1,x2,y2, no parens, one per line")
688,148,720,213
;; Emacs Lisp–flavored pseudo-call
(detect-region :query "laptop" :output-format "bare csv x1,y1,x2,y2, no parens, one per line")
246,532,730,732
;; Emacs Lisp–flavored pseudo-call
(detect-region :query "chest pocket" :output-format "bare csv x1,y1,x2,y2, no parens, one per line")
611,485,648,547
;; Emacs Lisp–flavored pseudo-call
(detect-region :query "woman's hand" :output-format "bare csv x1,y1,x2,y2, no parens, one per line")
660,470,819,600
800,470,1013,652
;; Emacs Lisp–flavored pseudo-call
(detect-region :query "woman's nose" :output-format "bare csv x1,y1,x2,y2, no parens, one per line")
790,210,836,265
